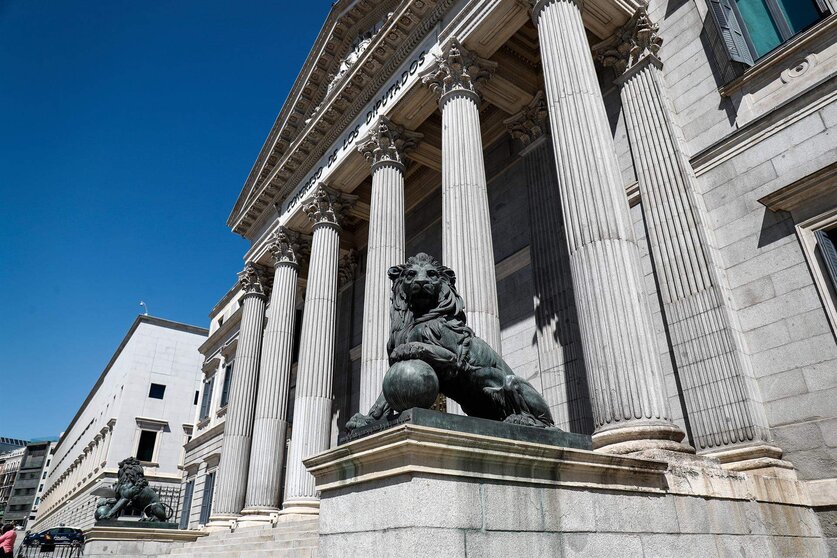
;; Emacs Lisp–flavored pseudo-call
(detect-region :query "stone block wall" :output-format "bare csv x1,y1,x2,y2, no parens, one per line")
318,473,827,557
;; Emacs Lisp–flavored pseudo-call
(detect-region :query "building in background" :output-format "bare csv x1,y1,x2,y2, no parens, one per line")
29,315,206,532
0,438,27,455
2,440,56,528
0,447,25,524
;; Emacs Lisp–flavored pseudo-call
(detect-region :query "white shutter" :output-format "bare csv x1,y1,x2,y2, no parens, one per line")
707,0,755,65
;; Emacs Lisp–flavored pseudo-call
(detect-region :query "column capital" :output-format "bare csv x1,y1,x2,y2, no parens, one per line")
304,183,356,229
338,249,359,288
504,91,550,149
268,226,310,268
529,0,583,25
238,261,271,297
419,38,497,105
357,116,423,173
592,7,662,78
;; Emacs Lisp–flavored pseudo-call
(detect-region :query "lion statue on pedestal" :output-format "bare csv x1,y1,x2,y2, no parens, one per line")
347,252,555,431
94,457,173,522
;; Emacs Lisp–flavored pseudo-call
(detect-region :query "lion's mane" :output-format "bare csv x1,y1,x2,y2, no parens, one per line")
387,253,473,369
117,457,149,490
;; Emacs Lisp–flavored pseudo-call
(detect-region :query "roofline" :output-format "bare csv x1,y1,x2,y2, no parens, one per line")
227,3,342,229
53,315,207,454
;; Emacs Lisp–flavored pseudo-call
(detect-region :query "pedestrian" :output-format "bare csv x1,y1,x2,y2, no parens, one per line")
0,524,15,558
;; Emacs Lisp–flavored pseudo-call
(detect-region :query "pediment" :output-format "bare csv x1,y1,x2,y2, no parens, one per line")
229,0,403,233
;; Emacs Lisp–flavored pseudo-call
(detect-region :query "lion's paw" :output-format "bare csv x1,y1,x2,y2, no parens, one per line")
346,412,376,432
503,413,545,427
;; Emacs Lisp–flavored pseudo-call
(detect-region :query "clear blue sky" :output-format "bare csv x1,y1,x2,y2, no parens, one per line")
0,1,331,439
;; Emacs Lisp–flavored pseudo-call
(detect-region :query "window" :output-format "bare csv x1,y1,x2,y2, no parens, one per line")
193,390,199,405
199,472,215,524
220,363,234,408
816,227,837,295
199,377,215,420
135,430,157,462
148,383,166,399
709,0,829,64
179,480,194,529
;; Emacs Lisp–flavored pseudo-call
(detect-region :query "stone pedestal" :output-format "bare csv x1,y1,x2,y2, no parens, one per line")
82,525,205,558
241,228,307,526
306,421,826,558
421,40,502,416
207,263,269,529
530,0,690,454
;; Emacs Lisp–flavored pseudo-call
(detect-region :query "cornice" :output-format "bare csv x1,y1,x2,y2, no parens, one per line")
229,0,456,237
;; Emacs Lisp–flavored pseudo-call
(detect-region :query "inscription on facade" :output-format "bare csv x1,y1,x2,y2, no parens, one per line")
282,47,430,215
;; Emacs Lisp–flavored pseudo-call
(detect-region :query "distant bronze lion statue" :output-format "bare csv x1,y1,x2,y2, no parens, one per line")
347,253,555,431
94,457,172,522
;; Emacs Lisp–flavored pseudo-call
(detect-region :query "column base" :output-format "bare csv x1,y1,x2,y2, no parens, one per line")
592,421,694,455
203,513,240,533
236,506,281,529
702,444,798,480
279,498,320,521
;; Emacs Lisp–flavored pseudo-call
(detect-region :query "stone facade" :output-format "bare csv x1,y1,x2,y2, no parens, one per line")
182,0,837,553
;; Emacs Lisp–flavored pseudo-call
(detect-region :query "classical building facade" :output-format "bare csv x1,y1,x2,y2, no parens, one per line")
31,315,206,532
188,0,836,550
0,447,25,524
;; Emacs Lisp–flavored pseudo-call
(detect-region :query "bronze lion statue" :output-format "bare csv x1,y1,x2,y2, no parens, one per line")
94,457,172,522
347,252,555,431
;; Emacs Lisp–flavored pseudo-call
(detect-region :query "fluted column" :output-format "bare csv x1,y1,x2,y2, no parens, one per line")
530,0,690,454
594,9,774,458
240,228,309,525
282,184,354,516
207,263,269,528
356,116,422,411
505,93,593,434
420,39,500,414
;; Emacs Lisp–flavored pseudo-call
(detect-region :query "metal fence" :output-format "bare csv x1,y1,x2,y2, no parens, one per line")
16,544,83,558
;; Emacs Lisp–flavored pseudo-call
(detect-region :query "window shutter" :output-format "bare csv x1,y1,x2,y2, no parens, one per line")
815,229,837,290
814,0,829,13
707,0,755,65
179,480,194,529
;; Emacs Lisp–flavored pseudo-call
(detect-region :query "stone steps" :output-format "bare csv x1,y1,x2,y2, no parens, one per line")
167,519,319,558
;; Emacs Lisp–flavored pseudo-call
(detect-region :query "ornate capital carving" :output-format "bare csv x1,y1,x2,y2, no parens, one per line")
419,39,497,103
238,261,270,296
338,249,359,288
267,226,310,267
593,7,662,77
304,183,355,228
357,116,423,171
504,91,550,147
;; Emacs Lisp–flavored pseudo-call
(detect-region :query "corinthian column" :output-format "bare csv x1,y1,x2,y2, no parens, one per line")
240,228,309,525
356,116,422,412
207,263,269,529
504,93,592,434
420,39,500,414
282,185,355,516
530,0,690,454
594,9,779,466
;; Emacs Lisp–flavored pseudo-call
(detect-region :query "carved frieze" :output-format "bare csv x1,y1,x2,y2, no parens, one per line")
420,38,497,100
357,116,423,170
